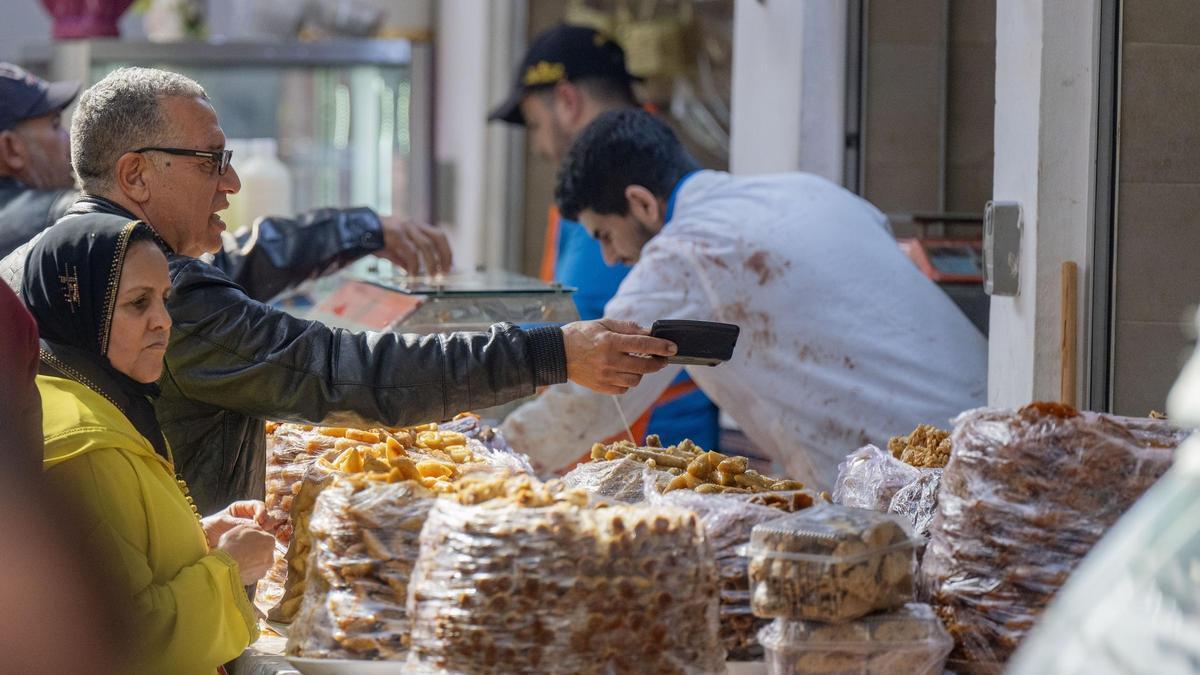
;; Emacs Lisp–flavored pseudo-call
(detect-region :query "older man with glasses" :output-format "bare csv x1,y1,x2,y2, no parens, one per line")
0,61,451,290
3,66,676,513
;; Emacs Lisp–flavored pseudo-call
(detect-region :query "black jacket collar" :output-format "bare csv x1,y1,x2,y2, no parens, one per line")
65,193,139,220
66,194,177,256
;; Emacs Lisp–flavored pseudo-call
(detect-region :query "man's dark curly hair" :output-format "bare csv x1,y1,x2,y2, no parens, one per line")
555,108,699,221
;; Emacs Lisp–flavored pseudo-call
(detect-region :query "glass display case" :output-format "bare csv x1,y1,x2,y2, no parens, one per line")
276,257,579,335
43,39,432,222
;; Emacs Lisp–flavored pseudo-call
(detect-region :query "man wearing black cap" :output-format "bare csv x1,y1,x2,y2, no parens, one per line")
491,24,720,453
0,63,80,258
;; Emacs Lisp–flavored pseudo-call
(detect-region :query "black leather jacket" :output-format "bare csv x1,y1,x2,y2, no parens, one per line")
6,197,568,513
0,178,76,259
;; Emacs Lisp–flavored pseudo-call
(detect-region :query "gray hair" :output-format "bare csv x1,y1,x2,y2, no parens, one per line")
71,67,208,192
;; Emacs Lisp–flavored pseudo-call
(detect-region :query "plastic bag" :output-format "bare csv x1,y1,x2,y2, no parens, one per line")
758,603,952,675
919,403,1181,668
286,475,435,659
1007,440,1200,674
833,445,922,512
405,495,725,674
747,503,917,623
887,468,943,539
263,422,347,543
266,420,535,622
257,423,348,615
270,454,340,622
561,457,672,503
1006,321,1200,675
438,414,534,473
650,488,819,660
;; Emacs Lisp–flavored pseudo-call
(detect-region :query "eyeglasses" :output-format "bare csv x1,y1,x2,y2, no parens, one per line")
133,147,233,175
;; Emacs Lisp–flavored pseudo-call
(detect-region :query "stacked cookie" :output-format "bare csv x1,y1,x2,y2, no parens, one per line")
747,504,950,674
654,487,826,660
405,473,725,674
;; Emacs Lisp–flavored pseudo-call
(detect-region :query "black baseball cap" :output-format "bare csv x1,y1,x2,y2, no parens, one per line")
0,63,80,131
488,24,641,126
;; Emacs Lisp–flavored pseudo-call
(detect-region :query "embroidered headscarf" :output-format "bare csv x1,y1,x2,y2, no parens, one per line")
22,217,169,457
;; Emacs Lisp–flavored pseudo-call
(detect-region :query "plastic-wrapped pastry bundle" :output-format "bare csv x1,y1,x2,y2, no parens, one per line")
264,416,528,542
834,445,943,541
258,422,351,613
269,421,534,622
589,435,808,496
438,413,529,469
833,445,922,513
747,504,917,623
561,456,672,503
263,422,348,543
286,475,435,659
758,603,953,675
652,488,822,660
887,469,942,539
406,473,726,674
920,403,1182,669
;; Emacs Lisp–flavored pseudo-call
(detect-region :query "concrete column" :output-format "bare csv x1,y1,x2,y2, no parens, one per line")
988,0,1099,405
729,0,847,181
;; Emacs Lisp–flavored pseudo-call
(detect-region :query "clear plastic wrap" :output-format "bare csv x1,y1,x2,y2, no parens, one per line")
833,445,922,512
438,414,533,473
266,420,534,622
834,444,943,542
651,488,821,660
590,436,807,495
258,422,347,615
263,422,347,543
561,457,672,503
286,475,435,659
271,456,341,622
919,403,1182,668
758,603,953,675
405,490,725,674
887,469,943,540
747,503,917,623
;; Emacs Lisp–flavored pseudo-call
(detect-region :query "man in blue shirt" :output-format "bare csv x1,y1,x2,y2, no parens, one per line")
490,24,718,450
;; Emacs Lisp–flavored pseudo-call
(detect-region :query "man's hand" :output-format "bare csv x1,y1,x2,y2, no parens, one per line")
378,216,453,275
562,319,677,395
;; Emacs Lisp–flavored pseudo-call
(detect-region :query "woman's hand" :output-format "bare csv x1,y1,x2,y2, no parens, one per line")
215,523,276,586
202,500,282,549
224,500,283,532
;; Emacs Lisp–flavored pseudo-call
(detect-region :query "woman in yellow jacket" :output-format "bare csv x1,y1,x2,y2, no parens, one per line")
23,218,277,675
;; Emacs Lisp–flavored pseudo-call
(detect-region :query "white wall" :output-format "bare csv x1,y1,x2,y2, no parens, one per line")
729,0,846,181
988,0,1097,405
434,0,524,272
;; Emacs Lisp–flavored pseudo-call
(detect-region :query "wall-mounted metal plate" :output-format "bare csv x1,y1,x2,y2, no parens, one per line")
983,200,1022,296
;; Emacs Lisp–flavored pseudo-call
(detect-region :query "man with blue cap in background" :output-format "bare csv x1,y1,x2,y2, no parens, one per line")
0,63,80,258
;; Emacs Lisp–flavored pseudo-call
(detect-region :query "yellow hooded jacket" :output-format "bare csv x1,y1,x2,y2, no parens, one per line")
39,374,258,675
